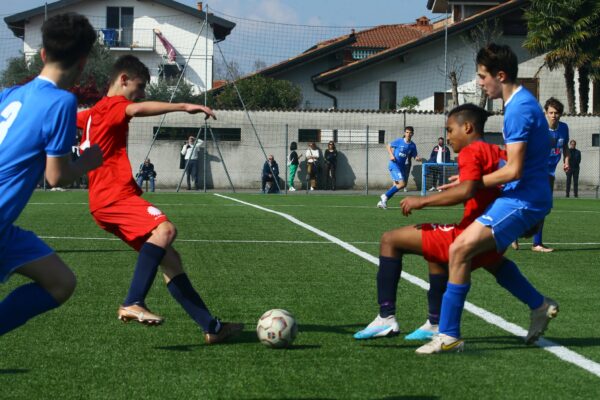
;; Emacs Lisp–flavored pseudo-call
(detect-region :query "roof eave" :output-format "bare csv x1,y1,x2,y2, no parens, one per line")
315,0,527,83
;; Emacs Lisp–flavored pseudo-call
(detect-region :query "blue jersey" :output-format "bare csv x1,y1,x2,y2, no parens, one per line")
388,138,417,169
548,121,569,175
501,86,551,207
0,77,77,237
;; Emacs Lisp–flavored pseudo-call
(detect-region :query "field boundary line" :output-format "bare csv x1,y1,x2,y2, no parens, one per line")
215,193,600,379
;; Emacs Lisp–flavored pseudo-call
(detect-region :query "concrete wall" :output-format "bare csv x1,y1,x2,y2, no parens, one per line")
126,110,600,191
22,0,213,91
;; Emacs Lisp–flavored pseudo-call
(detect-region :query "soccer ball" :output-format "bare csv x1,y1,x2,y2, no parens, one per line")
256,309,298,348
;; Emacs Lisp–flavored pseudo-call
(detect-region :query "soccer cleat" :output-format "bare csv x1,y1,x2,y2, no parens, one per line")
289,186,296,192
404,320,439,341
403,187,408,192
429,186,437,192
525,297,559,344
204,322,244,345
532,245,554,253
118,304,164,326
511,240,519,250
353,315,400,340
415,334,464,354
310,187,315,191
377,194,388,209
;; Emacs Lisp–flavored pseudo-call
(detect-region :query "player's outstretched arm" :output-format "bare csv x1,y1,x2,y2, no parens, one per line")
400,180,478,216
45,144,103,187
126,102,217,120
481,142,526,188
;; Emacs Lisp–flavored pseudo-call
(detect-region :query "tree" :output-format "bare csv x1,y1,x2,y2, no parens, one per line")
0,42,115,106
145,79,203,103
524,0,600,114
214,75,302,109
463,18,502,107
398,95,419,110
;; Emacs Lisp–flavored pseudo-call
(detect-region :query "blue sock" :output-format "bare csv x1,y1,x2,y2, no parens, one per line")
532,220,544,246
427,273,448,325
495,259,544,310
167,273,216,333
377,256,402,317
123,242,166,306
0,283,60,336
385,185,400,199
439,282,470,338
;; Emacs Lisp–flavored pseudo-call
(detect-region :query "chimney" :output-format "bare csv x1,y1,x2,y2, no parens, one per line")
197,2,203,11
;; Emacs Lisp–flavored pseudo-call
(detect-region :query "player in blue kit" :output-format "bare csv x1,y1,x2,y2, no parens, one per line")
377,126,422,209
0,13,102,336
530,97,570,252
417,44,558,354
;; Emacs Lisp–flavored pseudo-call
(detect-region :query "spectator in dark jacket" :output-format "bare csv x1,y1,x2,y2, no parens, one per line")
261,155,280,193
427,137,452,191
324,141,338,190
136,158,157,192
566,139,581,198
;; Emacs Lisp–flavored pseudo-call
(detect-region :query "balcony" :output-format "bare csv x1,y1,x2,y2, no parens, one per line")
98,28,156,52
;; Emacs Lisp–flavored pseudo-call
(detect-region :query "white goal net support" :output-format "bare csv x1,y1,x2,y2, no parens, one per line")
421,162,459,196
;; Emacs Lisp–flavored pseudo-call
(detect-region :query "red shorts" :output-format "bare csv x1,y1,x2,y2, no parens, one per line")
91,196,169,251
421,223,503,270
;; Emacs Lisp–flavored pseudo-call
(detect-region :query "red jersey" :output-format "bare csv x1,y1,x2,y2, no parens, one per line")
457,141,506,229
77,96,142,212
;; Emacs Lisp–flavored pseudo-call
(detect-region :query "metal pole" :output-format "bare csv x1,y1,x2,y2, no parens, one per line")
203,121,208,192
285,124,289,193
366,125,369,195
204,5,209,193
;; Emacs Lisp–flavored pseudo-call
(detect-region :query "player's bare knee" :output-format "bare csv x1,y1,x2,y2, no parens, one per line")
154,221,177,244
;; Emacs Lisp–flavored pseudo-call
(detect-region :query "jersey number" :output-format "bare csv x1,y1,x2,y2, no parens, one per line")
0,101,22,146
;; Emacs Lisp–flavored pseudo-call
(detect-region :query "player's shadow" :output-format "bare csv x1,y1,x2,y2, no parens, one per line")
0,369,29,375
55,249,131,253
540,337,600,347
300,323,364,335
548,247,600,252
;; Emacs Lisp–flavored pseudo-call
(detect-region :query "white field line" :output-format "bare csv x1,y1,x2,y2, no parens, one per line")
215,193,600,379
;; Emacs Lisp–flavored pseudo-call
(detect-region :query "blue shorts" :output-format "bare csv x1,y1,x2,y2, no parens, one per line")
388,163,407,183
476,197,550,252
0,225,53,283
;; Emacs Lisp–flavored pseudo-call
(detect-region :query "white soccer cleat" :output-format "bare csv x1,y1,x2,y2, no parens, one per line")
404,320,439,340
429,186,437,191
415,333,464,354
525,297,559,344
289,187,296,191
377,194,388,209
354,315,400,340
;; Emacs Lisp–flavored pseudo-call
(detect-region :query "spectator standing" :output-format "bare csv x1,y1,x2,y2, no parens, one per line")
287,141,302,191
181,136,203,190
261,155,280,193
305,142,321,191
566,139,581,198
324,141,338,190
428,137,452,191
136,158,157,192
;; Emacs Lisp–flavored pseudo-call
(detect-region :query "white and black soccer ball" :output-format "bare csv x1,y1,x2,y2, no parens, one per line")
256,309,298,349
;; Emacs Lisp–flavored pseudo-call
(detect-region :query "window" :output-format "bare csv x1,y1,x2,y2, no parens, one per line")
519,78,539,100
298,129,320,143
106,7,133,47
153,127,241,141
593,81,600,114
379,82,397,111
378,130,385,144
434,92,454,113
484,132,505,146
352,49,378,60
593,133,599,147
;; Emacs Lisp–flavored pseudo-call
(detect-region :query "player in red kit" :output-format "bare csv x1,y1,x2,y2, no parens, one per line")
78,55,242,344
355,104,550,349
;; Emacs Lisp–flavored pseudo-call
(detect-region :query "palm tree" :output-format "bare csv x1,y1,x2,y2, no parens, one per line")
524,0,600,114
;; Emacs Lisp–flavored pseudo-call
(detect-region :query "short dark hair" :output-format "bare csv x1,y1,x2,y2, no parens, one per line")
41,13,96,68
448,103,492,134
438,137,444,141
110,55,151,84
544,97,564,114
290,141,297,151
405,126,414,133
476,43,518,82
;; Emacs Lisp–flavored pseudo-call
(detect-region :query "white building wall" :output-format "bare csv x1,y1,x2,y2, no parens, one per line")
21,0,214,91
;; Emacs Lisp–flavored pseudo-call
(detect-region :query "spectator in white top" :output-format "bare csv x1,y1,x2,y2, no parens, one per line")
305,142,321,191
181,136,203,190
